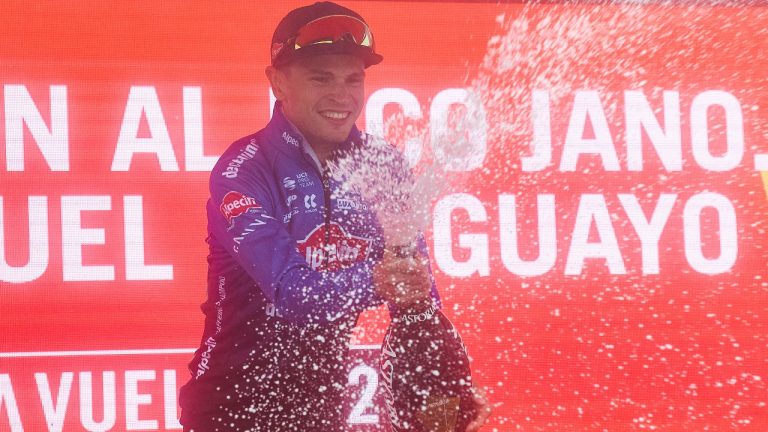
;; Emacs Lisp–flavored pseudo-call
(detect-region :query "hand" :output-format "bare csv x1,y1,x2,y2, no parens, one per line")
465,386,493,432
372,249,431,307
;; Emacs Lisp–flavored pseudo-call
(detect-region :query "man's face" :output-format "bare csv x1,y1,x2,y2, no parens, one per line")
269,54,366,149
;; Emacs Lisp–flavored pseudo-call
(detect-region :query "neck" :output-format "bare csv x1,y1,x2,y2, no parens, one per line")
309,142,336,166
278,105,341,166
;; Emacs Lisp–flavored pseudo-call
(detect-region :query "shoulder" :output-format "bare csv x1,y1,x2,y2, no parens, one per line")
209,131,276,207
212,132,265,181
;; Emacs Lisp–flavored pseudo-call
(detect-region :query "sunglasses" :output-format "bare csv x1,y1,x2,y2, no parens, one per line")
272,14,375,63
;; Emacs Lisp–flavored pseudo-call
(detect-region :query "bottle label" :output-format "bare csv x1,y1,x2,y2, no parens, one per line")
380,336,402,430
400,303,437,325
417,395,461,432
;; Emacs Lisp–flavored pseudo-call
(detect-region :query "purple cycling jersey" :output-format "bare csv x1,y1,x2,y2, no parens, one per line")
178,103,437,431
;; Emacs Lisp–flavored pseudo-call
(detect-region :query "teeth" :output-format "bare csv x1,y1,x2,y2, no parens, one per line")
321,111,349,120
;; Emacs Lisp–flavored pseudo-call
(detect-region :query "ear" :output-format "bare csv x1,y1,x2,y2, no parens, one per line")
265,66,287,101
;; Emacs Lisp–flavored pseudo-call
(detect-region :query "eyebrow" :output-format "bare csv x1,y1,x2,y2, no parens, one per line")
307,69,333,76
306,69,365,79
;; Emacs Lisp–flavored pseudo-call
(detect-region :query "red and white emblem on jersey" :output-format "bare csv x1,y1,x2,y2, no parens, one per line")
220,191,261,226
298,222,372,271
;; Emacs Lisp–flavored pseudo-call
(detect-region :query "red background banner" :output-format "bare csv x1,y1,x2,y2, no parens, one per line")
2,1,768,430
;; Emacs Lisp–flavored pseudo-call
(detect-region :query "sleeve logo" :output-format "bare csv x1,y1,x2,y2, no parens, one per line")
220,191,261,226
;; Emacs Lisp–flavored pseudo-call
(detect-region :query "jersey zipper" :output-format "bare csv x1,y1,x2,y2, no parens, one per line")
322,168,332,267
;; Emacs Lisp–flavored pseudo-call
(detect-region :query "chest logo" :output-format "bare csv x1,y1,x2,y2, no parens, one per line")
297,222,372,271
220,191,261,227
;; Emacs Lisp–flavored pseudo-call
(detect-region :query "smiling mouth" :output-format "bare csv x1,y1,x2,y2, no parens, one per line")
320,110,351,120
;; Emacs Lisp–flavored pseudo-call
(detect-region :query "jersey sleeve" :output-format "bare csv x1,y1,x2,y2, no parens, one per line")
208,163,381,324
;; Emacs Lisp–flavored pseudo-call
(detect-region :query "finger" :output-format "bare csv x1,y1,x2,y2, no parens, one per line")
397,260,430,275
384,266,423,280
384,255,419,267
383,260,423,276
465,388,492,432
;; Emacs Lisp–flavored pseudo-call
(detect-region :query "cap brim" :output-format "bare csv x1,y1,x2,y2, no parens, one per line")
274,42,383,68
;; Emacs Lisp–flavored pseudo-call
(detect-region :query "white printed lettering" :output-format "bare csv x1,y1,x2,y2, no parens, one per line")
565,194,626,275
163,370,182,429
35,372,73,432
4,84,69,171
112,86,179,171
625,91,682,171
0,374,23,432
61,196,114,281
690,90,744,171
683,192,738,274
619,194,676,274
183,87,218,171
560,91,620,172
124,196,173,281
79,371,117,432
499,194,557,276
522,89,552,172
0,196,49,283
430,88,487,172
366,87,424,167
125,370,158,430
433,193,489,277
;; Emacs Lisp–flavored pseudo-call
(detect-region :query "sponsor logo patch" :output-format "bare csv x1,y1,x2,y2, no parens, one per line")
304,194,318,211
195,336,217,378
297,222,372,271
221,140,258,179
283,177,297,191
401,304,437,325
220,191,261,227
271,42,284,60
337,198,368,211
282,131,300,148
296,171,315,188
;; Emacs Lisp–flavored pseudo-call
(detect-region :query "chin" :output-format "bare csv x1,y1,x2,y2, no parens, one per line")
324,128,354,144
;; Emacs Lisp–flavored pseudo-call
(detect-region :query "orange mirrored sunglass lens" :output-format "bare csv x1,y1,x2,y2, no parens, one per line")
294,15,373,49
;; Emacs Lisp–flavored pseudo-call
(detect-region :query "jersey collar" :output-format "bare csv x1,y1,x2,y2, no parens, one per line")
267,101,365,169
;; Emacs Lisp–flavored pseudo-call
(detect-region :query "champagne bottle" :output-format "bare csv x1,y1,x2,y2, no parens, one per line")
379,299,476,432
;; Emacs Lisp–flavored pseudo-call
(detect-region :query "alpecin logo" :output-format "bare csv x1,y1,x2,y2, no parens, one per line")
195,336,217,378
282,131,300,148
297,222,372,271
220,191,261,227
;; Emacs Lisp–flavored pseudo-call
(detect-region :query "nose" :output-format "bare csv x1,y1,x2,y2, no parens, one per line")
327,82,352,105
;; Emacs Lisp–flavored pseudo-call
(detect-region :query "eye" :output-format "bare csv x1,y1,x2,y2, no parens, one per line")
311,76,330,83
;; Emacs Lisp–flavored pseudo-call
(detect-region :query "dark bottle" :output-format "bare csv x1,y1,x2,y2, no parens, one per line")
379,300,476,432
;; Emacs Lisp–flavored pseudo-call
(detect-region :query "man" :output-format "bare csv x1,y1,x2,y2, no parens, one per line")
179,2,490,431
